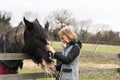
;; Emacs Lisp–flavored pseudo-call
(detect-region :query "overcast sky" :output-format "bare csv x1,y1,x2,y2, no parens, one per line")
0,0,120,32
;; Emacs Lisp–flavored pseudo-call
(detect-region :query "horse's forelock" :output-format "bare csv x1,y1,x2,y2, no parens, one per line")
33,22,48,42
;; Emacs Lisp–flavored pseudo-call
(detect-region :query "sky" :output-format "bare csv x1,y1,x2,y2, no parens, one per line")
0,0,120,32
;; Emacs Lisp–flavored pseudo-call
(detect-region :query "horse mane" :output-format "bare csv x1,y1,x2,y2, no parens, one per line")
33,19,48,42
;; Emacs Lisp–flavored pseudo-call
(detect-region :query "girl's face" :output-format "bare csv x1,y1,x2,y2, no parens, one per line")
60,37,67,44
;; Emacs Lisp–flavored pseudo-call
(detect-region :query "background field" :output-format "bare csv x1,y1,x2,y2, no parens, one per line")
19,41,120,80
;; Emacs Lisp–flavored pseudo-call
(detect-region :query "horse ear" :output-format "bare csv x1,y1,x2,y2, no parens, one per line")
34,18,39,24
23,17,33,31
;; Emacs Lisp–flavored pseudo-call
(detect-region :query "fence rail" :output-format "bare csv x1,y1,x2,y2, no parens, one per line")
0,53,120,80
0,53,120,60
0,72,50,80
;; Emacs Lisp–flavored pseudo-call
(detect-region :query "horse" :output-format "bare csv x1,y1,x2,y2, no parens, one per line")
0,17,53,74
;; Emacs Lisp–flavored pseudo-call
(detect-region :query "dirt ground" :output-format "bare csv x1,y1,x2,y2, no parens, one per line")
78,62,119,69
23,60,119,69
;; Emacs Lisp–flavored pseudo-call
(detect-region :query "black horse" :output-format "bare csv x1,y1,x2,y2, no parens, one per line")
0,17,53,74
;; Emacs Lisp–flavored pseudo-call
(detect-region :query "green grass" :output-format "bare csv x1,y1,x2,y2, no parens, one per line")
19,68,56,80
79,73,119,80
36,78,55,80
49,41,62,51
27,73,119,80
81,44,120,54
19,67,43,74
50,41,120,54
79,57,119,64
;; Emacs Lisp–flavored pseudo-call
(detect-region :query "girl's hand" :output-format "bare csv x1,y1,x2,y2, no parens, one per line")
46,45,55,54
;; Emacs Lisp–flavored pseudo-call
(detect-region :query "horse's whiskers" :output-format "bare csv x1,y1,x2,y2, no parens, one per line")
38,59,59,79
42,59,55,74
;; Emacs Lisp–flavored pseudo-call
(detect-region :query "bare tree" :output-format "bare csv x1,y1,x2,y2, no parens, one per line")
46,9,78,30
77,19,92,42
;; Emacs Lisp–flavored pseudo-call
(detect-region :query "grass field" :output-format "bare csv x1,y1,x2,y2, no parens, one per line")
81,43,120,54
18,42,120,80
49,41,120,54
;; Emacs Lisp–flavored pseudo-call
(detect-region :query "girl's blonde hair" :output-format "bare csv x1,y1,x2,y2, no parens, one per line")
58,28,77,43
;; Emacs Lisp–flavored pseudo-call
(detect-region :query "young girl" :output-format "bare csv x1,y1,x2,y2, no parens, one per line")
46,28,82,80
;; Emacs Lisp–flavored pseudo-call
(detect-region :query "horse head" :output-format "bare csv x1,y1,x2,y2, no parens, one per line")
23,17,53,65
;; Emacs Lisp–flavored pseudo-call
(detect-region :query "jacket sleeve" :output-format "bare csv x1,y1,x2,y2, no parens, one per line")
55,63,62,71
54,45,80,64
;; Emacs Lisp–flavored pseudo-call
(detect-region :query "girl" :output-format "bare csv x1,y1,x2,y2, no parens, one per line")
46,28,82,80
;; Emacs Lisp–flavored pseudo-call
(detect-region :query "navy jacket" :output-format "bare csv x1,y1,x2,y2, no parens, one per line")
54,40,82,71
54,40,82,80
